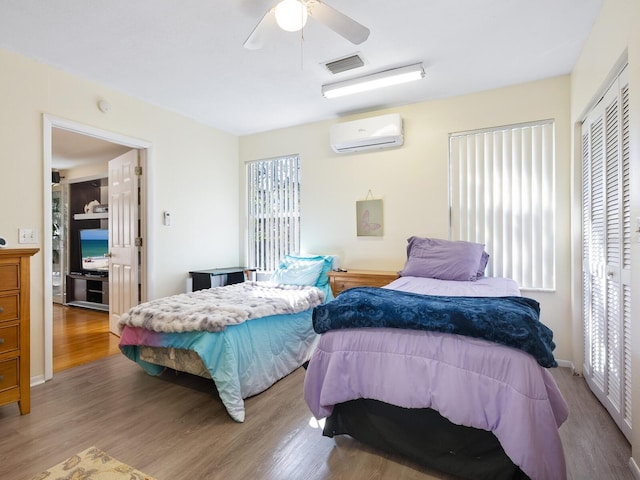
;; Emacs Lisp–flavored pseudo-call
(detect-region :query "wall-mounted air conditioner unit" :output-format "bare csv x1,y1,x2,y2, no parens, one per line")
330,113,403,154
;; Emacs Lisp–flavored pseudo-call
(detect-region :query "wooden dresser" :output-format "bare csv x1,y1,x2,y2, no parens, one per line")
328,269,399,296
0,248,38,414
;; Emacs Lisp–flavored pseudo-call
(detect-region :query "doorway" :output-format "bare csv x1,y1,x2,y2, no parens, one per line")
53,304,120,372
43,115,152,380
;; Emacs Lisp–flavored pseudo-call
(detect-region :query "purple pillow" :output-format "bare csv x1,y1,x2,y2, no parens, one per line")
477,250,489,278
399,237,487,281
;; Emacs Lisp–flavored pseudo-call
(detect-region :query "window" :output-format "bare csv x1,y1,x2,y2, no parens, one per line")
246,155,300,272
449,120,555,290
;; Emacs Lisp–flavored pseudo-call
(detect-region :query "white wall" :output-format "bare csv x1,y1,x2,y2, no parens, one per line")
240,75,574,362
570,0,640,469
0,47,240,380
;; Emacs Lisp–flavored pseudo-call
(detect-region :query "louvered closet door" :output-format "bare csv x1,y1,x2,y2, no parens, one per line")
581,65,632,441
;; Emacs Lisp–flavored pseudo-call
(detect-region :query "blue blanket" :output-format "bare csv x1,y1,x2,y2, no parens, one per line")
312,287,557,367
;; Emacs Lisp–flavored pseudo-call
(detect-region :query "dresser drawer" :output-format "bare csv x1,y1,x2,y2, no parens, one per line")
0,264,19,292
0,294,19,322
332,276,396,292
328,270,399,295
0,324,19,355
0,358,19,393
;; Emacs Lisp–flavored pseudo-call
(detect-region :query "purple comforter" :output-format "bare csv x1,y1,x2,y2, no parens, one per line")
303,276,569,480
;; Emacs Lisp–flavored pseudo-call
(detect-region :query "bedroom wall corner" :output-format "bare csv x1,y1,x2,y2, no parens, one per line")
239,75,574,363
570,0,640,466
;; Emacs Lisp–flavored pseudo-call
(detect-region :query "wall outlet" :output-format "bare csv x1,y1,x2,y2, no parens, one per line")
18,228,38,244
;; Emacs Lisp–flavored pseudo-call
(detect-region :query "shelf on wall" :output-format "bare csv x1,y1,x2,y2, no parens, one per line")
73,212,108,220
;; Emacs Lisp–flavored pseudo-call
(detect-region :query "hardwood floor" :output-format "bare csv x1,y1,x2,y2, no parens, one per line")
53,303,120,372
0,346,635,479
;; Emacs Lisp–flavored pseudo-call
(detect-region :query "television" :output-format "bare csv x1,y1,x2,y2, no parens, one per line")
79,229,109,273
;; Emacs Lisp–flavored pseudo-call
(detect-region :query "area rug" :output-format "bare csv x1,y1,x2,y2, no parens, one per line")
30,446,156,480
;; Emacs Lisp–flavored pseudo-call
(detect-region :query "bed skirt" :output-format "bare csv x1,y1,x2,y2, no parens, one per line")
324,399,529,480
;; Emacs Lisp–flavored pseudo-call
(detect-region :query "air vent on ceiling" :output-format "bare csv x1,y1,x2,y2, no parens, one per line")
324,54,365,75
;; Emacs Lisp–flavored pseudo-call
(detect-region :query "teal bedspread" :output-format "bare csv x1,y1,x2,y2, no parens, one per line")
120,308,317,422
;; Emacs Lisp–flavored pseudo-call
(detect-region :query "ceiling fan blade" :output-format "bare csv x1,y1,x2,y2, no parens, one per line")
307,0,370,45
243,7,277,50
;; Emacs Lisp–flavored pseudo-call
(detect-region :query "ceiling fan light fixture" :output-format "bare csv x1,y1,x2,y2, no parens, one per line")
275,0,308,32
322,63,425,99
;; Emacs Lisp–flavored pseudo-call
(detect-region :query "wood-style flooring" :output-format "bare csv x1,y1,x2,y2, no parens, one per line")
53,303,120,372
0,314,634,479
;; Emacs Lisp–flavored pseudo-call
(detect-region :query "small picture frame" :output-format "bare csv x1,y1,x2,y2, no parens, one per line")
356,199,383,237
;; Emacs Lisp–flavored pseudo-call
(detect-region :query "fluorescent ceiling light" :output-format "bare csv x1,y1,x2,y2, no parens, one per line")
322,63,425,99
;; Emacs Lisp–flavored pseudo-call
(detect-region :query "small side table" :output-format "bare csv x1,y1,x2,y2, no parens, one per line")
189,267,256,291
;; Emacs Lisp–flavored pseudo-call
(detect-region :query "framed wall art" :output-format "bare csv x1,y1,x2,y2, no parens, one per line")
356,195,383,237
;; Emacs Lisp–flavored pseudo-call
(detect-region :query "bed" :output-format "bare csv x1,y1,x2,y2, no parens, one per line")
303,237,569,480
119,254,334,422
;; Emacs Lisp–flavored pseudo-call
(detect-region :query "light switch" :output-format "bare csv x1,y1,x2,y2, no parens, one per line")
18,228,37,244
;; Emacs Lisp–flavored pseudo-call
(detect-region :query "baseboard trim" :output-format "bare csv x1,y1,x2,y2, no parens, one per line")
30,375,46,387
556,359,576,372
629,457,640,479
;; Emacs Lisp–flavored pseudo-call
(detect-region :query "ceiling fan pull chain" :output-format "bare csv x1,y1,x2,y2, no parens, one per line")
300,25,305,70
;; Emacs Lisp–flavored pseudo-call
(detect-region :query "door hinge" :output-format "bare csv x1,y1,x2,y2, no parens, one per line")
135,166,142,176
135,237,143,247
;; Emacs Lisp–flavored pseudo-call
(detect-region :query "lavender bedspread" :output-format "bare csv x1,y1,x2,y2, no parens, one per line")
303,276,569,480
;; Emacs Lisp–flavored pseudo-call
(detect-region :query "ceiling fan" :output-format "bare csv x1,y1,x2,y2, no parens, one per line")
243,0,370,50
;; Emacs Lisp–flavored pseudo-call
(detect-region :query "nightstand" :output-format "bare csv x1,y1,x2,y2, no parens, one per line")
327,269,399,296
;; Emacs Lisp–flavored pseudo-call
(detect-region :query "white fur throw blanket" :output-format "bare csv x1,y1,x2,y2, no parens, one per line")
118,281,325,333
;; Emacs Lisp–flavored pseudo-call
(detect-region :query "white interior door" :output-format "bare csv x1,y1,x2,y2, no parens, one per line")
108,149,140,334
581,65,632,441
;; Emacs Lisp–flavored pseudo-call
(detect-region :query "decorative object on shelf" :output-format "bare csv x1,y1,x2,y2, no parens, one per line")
93,204,108,213
356,190,383,237
83,200,101,214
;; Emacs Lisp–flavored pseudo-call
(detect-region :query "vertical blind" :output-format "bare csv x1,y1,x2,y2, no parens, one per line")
246,155,301,272
449,121,555,290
